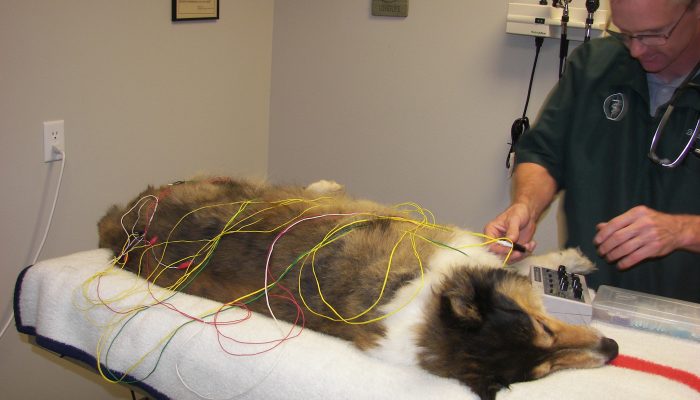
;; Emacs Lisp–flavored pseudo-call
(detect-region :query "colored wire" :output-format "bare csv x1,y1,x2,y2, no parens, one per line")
262,212,359,325
83,193,518,384
84,199,330,381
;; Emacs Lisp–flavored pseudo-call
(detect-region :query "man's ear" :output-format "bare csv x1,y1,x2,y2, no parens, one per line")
692,0,700,19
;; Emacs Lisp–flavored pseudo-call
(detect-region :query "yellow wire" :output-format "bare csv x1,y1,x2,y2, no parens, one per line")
85,196,518,381
297,214,435,324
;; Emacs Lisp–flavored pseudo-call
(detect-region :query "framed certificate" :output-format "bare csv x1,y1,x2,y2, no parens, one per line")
172,0,219,21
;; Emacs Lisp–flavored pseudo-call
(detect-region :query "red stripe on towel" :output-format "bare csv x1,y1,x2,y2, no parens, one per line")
611,354,700,393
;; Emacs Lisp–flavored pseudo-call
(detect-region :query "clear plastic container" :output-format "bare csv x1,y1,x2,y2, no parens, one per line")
592,285,700,342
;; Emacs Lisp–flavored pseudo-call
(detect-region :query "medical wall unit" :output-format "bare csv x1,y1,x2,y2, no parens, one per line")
506,0,610,41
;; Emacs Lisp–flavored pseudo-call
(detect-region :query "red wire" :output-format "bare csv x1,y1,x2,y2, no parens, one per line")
95,206,353,357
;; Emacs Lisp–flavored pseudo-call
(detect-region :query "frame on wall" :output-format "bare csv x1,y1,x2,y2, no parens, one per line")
172,0,219,21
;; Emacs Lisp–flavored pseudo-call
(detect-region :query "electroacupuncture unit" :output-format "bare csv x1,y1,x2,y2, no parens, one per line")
530,264,593,325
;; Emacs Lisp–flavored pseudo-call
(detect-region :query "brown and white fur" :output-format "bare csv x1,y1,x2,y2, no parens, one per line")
98,178,618,400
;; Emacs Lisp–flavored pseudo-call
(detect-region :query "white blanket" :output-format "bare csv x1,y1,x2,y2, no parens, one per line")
13,249,700,400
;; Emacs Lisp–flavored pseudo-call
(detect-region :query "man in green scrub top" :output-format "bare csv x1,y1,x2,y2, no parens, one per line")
485,0,700,303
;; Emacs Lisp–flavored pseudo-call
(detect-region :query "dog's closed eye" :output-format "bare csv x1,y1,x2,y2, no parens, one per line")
531,319,557,348
539,321,554,337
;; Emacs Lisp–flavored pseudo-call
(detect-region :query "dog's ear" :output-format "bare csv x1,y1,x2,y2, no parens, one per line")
97,205,126,249
440,279,483,329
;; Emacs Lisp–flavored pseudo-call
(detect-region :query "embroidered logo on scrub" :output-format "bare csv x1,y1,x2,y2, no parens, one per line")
603,93,627,121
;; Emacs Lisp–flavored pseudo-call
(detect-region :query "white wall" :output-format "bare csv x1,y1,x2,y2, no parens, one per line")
269,0,572,243
0,1,273,398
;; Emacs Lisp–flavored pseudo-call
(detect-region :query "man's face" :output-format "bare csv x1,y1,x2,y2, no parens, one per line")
611,0,698,76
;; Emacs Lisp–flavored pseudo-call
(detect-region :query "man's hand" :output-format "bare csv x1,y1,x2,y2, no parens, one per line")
484,163,557,262
484,203,538,262
594,205,700,270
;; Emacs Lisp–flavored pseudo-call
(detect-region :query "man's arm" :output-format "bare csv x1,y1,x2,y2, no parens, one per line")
484,162,558,260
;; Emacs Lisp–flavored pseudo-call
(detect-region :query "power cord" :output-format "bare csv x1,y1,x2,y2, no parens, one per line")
507,36,544,170
0,146,66,340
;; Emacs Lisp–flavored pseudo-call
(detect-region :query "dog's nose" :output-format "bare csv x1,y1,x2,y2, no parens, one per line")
600,337,619,362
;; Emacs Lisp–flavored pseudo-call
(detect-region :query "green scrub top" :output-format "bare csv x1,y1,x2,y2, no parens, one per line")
515,37,700,303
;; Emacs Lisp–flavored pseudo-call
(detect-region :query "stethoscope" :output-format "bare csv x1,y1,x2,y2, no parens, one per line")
648,61,700,168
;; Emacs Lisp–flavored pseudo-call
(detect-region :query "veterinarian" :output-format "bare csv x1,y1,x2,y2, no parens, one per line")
485,0,700,303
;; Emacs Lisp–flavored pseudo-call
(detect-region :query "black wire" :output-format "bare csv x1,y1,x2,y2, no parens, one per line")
558,1,570,79
558,34,568,78
522,37,543,119
507,36,544,169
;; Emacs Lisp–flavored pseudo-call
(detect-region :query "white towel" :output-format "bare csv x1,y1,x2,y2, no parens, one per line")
14,249,700,400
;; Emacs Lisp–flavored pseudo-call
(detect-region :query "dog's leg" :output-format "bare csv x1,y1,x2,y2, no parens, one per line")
510,248,596,276
305,179,345,195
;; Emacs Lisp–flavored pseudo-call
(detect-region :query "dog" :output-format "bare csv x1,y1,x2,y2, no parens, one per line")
98,177,618,400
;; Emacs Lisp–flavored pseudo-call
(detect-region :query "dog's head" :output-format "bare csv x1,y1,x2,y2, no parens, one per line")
418,268,618,400
97,185,160,254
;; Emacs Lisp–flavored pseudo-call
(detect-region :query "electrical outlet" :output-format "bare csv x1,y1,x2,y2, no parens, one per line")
43,120,65,162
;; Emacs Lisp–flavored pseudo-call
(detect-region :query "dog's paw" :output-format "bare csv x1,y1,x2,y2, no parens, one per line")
306,179,344,194
523,248,596,275
555,248,596,274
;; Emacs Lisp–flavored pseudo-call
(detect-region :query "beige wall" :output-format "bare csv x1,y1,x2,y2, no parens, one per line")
269,0,568,242
0,1,273,398
1,0,593,398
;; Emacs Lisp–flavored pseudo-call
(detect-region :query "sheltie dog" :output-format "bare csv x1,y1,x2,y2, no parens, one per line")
97,177,618,400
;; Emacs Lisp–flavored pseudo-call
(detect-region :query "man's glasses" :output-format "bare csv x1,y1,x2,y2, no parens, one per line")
606,4,690,47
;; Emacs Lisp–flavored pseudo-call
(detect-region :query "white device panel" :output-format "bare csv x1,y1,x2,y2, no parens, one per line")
507,1,610,41
530,265,593,325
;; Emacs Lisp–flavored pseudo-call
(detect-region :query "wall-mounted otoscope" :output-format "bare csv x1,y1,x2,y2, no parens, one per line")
584,0,600,42
553,0,571,79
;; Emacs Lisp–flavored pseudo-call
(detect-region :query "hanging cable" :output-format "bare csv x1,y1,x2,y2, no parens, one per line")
507,36,544,170
0,148,66,340
553,0,571,79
